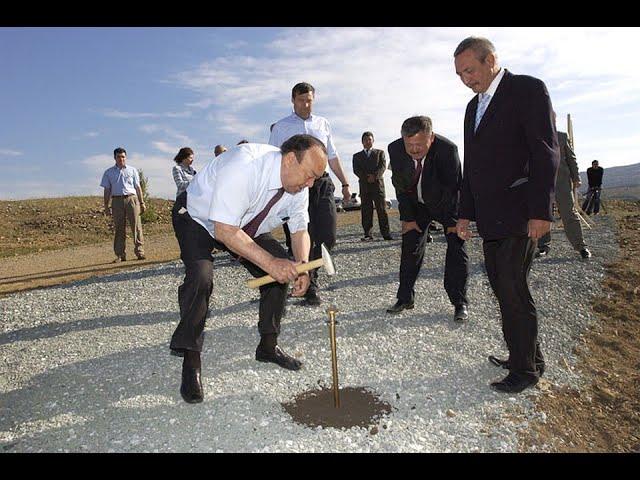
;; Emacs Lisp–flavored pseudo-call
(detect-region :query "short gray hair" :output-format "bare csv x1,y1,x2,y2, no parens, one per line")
454,36,496,61
401,116,433,138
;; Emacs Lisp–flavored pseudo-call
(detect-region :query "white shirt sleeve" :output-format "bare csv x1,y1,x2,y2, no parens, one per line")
324,120,338,160
286,188,310,234
207,161,254,227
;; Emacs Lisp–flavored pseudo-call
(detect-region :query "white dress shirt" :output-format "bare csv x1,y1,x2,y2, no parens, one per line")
268,112,338,163
480,67,506,107
186,143,309,240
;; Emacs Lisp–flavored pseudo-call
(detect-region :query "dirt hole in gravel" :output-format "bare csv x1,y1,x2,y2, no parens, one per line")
281,386,393,430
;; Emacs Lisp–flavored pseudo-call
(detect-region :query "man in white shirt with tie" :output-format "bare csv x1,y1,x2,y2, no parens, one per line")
269,82,352,306
170,134,328,404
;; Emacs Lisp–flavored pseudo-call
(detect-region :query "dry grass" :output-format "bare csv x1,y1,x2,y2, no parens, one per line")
0,196,174,258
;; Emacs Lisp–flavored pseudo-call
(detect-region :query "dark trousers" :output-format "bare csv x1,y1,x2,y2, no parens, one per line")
360,189,390,237
582,187,601,215
282,174,337,294
482,236,544,380
170,192,289,354
306,173,337,292
397,206,469,307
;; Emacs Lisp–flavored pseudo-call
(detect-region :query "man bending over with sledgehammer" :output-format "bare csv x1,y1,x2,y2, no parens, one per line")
169,135,328,404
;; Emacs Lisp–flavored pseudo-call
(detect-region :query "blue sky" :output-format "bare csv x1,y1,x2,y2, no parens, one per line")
2,27,639,200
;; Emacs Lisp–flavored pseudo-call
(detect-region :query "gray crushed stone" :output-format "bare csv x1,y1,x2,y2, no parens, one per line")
0,214,618,452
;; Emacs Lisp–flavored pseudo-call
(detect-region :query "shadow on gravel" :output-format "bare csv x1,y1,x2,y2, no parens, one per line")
0,311,178,346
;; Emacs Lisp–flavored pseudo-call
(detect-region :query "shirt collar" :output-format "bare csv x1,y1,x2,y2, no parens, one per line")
292,111,313,122
268,151,284,191
483,67,505,99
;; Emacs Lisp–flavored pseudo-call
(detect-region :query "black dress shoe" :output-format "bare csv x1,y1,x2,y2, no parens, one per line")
490,372,538,393
255,345,302,371
453,304,469,322
304,290,321,306
535,247,550,258
426,234,433,243
580,248,592,259
488,355,545,377
180,366,204,403
386,300,414,313
383,235,394,241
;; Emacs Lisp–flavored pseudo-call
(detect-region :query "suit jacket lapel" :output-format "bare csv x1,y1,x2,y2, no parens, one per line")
467,96,478,140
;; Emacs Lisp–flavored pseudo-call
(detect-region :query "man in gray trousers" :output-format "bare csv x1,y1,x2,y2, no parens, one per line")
536,117,592,260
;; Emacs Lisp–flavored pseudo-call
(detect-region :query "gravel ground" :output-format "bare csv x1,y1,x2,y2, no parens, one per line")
0,214,618,452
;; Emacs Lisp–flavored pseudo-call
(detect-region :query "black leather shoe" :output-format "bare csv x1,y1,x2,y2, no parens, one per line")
361,235,374,242
180,366,204,403
255,345,302,371
490,372,538,393
304,290,322,306
426,234,433,243
383,235,394,241
580,248,592,259
488,356,545,377
454,304,469,322
386,300,414,313
535,247,550,258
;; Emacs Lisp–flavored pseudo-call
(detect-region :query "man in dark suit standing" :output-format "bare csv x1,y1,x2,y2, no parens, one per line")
386,116,469,323
353,131,392,241
454,37,559,393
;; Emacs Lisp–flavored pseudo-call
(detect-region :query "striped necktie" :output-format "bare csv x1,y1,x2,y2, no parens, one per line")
474,93,491,132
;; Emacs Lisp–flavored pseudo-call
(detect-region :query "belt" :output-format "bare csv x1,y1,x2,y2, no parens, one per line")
112,194,135,198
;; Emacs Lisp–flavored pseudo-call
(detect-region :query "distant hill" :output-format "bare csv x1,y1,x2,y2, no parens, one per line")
579,163,640,199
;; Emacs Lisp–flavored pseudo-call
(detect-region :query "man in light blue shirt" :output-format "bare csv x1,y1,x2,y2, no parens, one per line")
269,82,352,306
100,147,146,261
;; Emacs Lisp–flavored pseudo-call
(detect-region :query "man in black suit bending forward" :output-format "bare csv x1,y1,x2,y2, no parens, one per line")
386,116,469,323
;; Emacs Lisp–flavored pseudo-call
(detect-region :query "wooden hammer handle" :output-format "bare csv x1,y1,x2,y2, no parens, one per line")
246,258,324,289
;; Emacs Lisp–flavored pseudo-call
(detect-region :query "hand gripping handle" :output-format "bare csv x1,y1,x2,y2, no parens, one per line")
246,258,324,289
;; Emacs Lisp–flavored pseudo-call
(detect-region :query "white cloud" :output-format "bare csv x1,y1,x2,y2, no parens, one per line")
152,141,180,154
167,27,640,197
0,148,23,156
101,108,192,119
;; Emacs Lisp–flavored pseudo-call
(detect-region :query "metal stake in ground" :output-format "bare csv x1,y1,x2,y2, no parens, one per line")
326,305,340,408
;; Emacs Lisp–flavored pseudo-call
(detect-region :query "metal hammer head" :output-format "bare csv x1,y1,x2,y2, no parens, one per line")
320,243,336,276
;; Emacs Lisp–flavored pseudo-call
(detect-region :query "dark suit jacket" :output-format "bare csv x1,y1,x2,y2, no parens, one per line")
352,149,386,194
388,134,462,228
459,69,559,240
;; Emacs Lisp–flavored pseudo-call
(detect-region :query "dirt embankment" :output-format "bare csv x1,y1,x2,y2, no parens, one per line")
521,200,640,452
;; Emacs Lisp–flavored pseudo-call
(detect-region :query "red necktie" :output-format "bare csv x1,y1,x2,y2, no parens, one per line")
242,188,285,238
408,158,423,193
